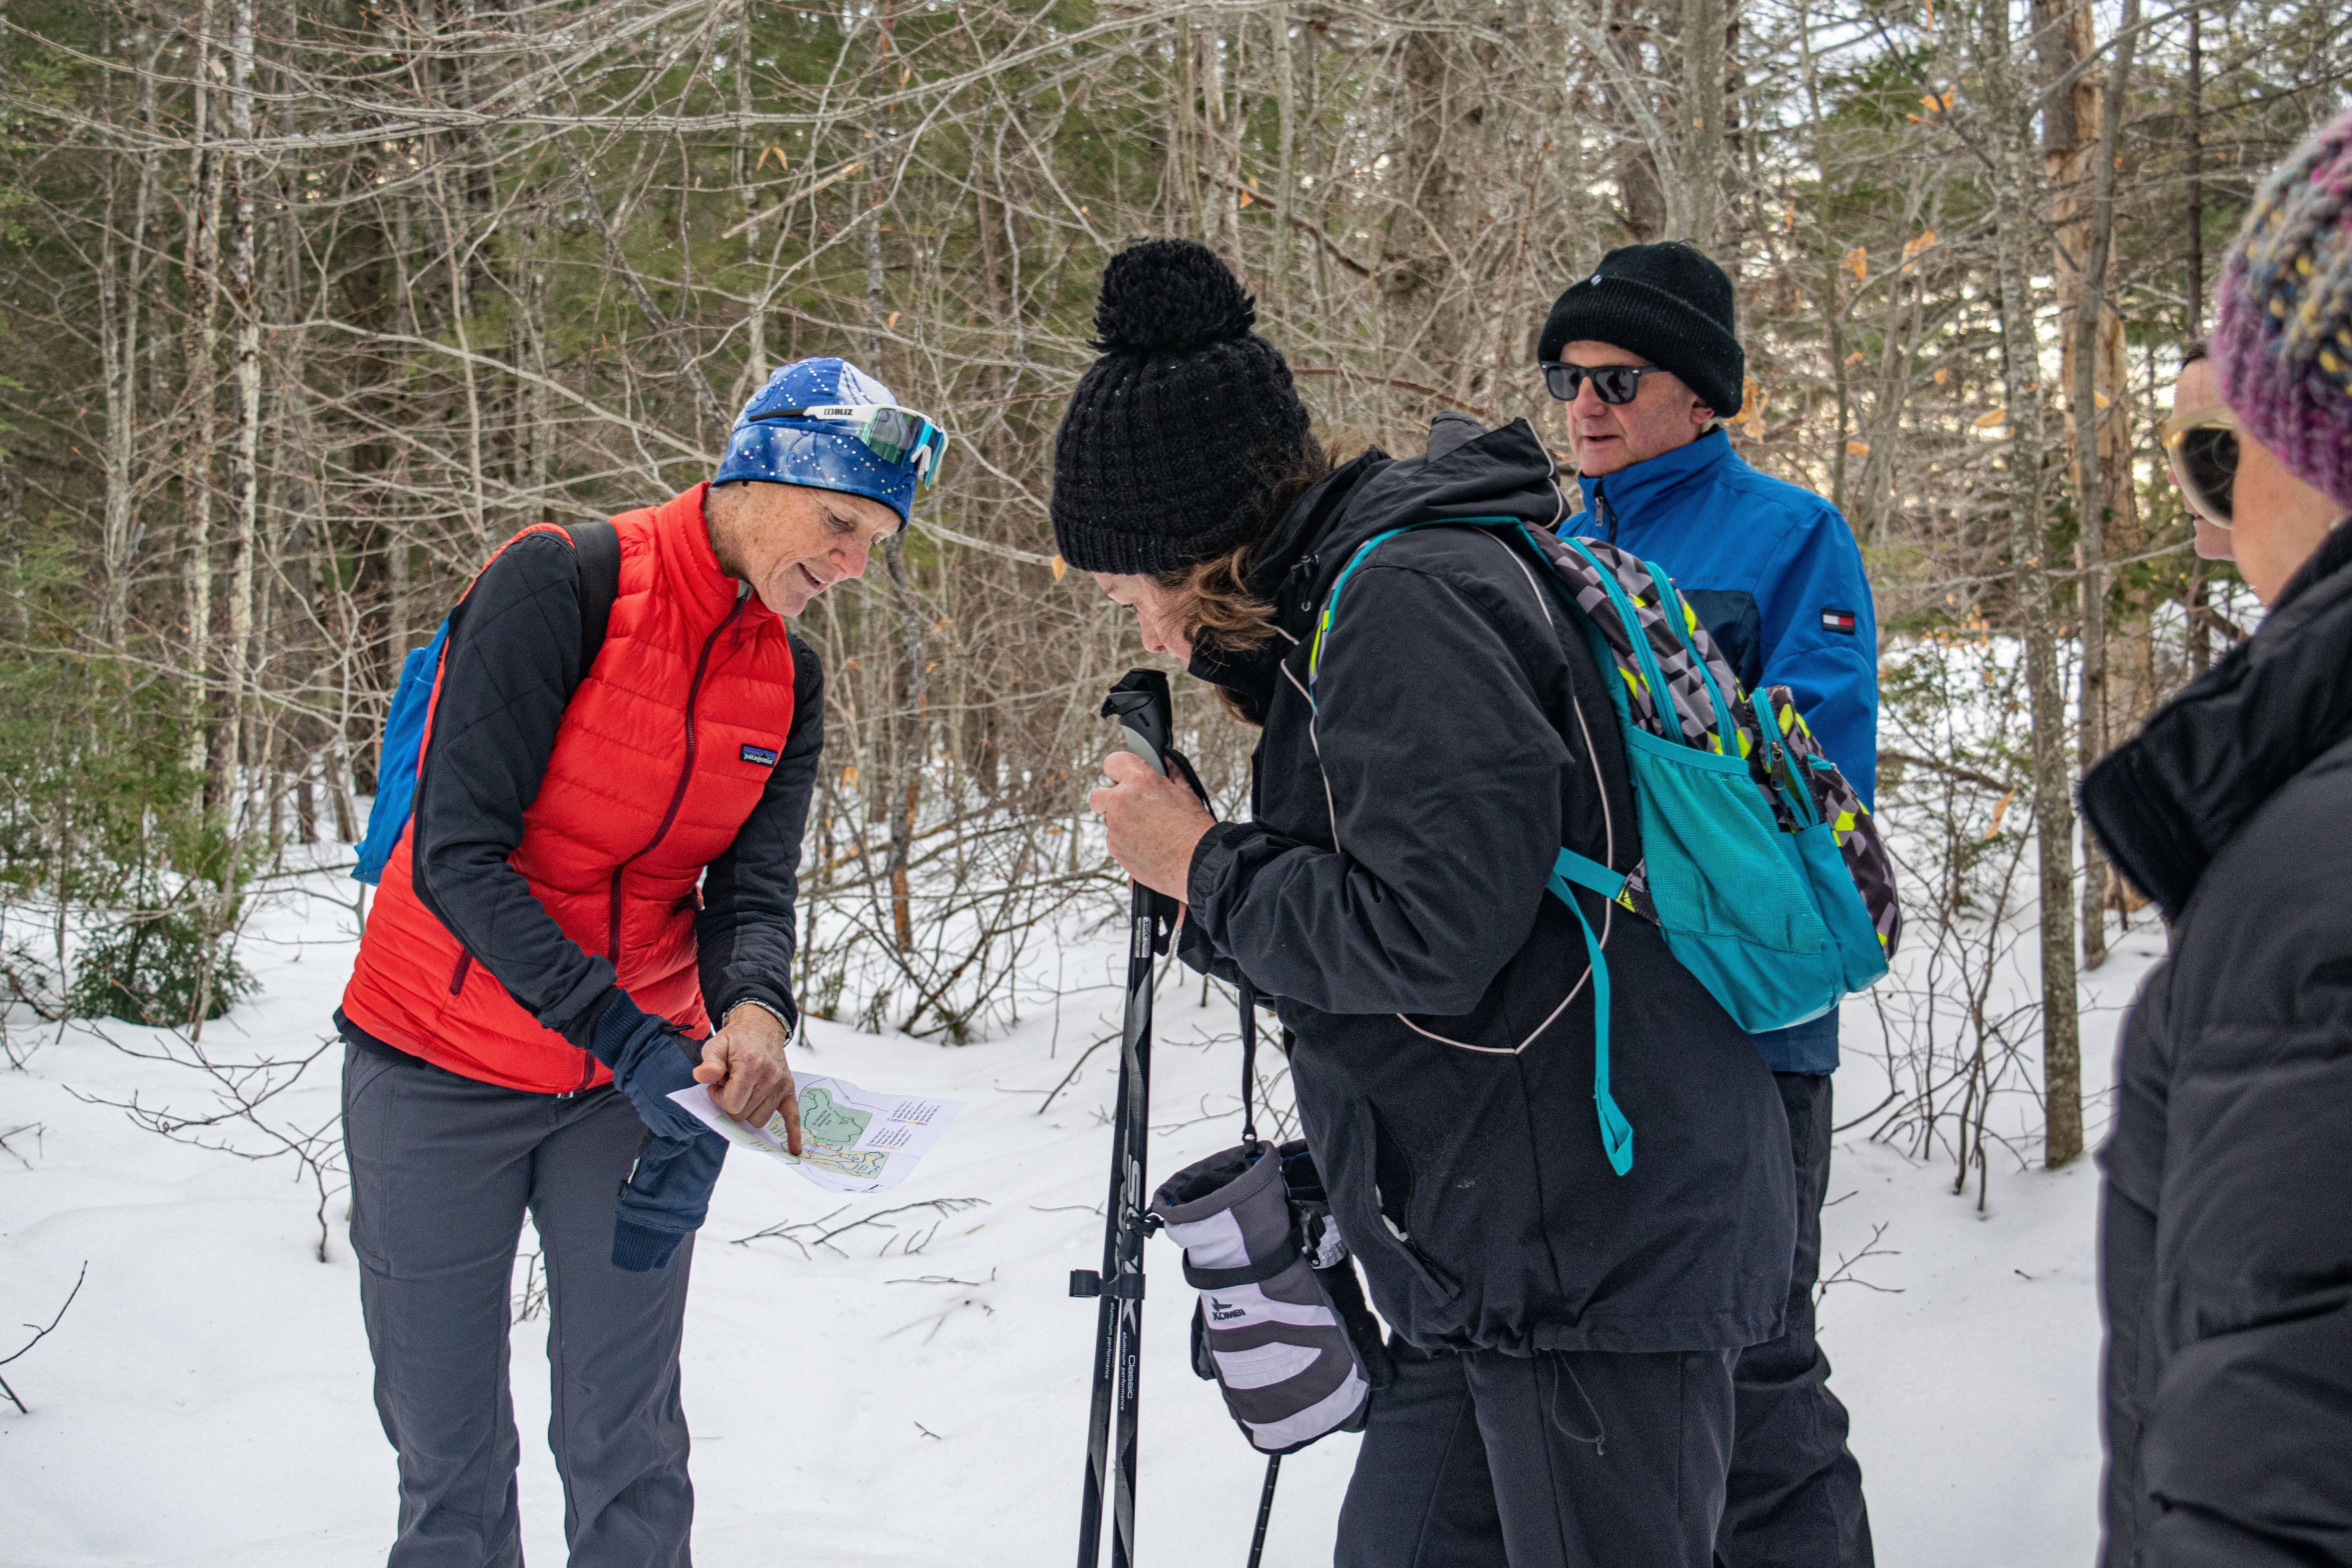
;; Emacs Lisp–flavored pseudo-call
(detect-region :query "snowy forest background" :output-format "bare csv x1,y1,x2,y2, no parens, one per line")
0,0,2346,1559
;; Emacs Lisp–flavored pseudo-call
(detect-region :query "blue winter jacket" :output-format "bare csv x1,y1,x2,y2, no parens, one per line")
1568,430,1879,1073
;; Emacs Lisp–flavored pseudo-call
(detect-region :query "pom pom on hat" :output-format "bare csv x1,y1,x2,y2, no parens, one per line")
1092,239,1260,354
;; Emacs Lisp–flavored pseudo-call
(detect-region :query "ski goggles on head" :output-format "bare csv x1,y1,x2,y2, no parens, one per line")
751,403,949,487
1541,361,1675,406
2156,404,2238,528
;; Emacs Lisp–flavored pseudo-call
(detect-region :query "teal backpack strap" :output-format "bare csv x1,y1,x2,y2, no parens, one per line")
1550,846,1629,903
1559,537,1679,726
1643,555,1740,755
1546,849,1635,1176
1308,517,1534,701
1307,524,1421,695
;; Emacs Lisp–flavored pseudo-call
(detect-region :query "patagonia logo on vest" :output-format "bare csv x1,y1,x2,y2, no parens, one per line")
740,743,780,768
1820,608,1857,635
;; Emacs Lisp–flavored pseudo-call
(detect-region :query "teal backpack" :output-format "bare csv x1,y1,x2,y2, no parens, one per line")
1309,520,1901,1175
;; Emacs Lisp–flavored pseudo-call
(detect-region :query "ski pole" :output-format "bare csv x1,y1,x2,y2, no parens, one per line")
1247,1454,1281,1568
1073,670,1187,1568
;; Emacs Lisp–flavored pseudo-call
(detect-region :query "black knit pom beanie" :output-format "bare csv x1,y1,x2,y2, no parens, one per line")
1539,241,1745,418
1051,240,1316,578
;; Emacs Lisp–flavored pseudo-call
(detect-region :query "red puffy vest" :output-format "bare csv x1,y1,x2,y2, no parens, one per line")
340,484,797,1093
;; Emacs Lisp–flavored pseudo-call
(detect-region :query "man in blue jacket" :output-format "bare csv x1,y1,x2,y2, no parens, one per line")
1541,242,1879,1568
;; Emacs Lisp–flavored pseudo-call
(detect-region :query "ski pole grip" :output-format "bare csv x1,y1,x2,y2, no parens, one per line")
1102,669,1174,779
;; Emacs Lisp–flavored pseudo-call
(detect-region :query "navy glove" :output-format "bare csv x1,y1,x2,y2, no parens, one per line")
588,992,719,1141
587,994,728,1271
612,1133,726,1272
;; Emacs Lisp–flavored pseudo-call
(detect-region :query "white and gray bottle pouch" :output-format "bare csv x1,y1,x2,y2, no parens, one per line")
1149,1138,1392,1455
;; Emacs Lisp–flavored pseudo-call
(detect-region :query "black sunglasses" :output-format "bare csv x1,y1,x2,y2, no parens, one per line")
1541,362,1675,405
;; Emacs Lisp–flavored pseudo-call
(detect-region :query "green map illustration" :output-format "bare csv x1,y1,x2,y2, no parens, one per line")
795,1087,887,1179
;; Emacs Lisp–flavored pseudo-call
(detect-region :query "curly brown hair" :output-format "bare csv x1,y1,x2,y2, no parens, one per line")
1151,440,1338,656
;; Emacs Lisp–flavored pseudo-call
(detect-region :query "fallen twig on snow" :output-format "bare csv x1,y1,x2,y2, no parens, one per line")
1032,1031,1116,1114
0,1123,44,1170
0,1261,87,1415
67,1020,345,1262
731,1197,989,1258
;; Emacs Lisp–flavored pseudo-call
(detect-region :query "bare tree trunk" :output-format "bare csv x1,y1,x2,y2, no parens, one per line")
434,159,491,550
2183,5,2212,678
2039,0,2109,968
1270,1,1296,323
733,0,768,403
2185,9,2205,339
2039,0,2144,967
99,169,136,645
1198,17,1244,273
184,1,223,786
221,0,262,832
866,2,923,959
1983,0,2083,1167
1379,0,1497,397
98,31,162,648
1679,0,1727,248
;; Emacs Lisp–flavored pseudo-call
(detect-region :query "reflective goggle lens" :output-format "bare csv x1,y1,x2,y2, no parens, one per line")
860,408,923,464
754,404,949,489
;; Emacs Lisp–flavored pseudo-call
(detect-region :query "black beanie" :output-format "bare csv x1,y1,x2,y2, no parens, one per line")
1051,241,1316,578
1539,241,1745,418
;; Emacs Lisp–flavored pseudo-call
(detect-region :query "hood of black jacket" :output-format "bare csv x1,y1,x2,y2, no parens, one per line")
2081,522,2352,922
1186,414,1568,718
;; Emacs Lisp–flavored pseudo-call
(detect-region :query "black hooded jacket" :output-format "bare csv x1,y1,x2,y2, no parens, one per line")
2081,524,2352,1567
1180,414,1797,1356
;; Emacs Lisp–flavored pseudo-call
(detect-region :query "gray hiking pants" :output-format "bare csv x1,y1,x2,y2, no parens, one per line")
342,1042,694,1568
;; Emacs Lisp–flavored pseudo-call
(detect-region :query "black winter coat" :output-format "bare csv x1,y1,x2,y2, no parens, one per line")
2081,523,2352,1566
1181,414,1797,1356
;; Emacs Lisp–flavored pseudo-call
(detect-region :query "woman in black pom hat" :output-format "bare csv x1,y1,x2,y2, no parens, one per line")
1065,239,1797,1567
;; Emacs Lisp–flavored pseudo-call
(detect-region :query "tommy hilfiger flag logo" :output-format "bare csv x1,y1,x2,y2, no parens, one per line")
1820,608,1858,635
740,744,780,767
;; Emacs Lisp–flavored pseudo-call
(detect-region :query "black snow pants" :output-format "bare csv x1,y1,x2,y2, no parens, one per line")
342,1042,695,1568
1334,1072,1871,1568
1719,1072,1874,1568
1333,1343,1737,1568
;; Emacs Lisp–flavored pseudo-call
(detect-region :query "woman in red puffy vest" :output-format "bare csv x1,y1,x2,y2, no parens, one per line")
333,356,941,1566
343,484,807,1093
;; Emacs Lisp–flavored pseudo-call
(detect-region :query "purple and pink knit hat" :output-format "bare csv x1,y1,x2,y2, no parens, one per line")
2214,107,2352,511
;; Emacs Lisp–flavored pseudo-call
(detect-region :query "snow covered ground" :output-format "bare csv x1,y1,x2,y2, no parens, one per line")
0,866,2160,1567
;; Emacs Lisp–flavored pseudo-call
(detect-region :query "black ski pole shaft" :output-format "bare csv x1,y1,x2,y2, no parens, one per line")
1108,873,1156,1568
1074,1029,1134,1566
1247,1454,1281,1568
1074,670,1179,1568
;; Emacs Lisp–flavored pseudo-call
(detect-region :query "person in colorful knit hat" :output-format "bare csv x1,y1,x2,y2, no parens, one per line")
2082,109,2352,1566
2192,111,2352,599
